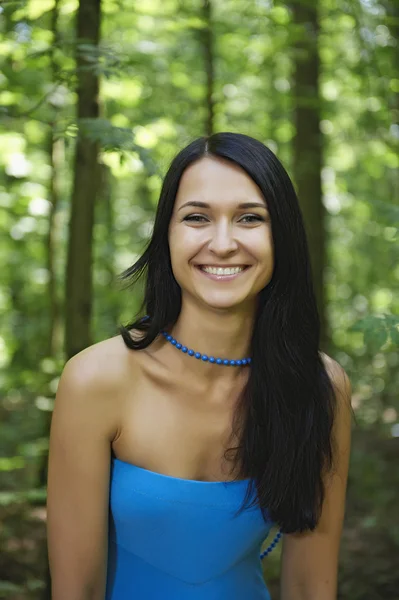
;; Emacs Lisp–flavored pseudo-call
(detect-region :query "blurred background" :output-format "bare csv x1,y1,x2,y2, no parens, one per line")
0,0,398,598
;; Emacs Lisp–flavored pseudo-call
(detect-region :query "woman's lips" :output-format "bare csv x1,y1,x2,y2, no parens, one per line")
195,265,250,281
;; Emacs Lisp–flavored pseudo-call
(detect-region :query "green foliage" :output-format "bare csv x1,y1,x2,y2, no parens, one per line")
349,314,399,351
77,117,163,176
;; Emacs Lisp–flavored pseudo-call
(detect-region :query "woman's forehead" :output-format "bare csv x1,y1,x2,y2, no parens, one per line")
174,158,267,208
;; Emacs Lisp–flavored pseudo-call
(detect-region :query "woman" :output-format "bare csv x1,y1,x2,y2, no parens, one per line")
47,132,352,600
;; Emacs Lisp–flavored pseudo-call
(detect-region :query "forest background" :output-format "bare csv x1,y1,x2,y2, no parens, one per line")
0,0,398,598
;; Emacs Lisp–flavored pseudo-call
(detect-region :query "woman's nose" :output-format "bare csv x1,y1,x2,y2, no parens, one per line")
207,222,239,255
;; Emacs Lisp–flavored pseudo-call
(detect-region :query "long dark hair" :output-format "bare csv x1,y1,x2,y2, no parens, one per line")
118,132,336,534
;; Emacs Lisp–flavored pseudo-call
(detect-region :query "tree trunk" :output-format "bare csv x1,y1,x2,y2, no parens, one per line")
383,0,398,144
45,0,63,359
46,134,64,356
290,0,329,351
201,0,215,137
38,0,63,495
98,163,120,333
65,0,102,359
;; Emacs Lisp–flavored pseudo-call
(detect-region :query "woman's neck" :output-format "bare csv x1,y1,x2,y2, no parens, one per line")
162,302,255,382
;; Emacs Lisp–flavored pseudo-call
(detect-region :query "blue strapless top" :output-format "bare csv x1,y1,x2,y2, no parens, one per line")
105,457,274,599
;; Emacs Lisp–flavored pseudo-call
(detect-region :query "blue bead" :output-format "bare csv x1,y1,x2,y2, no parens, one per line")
163,332,252,368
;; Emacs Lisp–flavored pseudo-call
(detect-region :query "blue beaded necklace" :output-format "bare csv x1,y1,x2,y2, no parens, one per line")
160,325,282,558
161,330,252,366
260,530,282,560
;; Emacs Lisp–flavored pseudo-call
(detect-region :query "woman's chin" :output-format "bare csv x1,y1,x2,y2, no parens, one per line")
197,293,248,311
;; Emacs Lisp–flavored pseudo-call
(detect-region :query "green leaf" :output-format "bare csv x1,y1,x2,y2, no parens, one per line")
364,327,389,352
390,326,399,346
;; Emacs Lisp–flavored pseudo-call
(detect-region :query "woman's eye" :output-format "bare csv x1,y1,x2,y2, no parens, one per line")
239,214,265,223
183,214,208,222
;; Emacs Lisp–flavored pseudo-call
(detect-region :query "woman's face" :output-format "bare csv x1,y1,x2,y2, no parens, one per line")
168,157,274,312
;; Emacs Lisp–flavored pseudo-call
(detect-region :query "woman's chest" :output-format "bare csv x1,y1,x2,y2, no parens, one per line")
112,368,245,482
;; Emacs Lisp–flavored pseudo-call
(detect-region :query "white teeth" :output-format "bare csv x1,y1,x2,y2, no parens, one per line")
201,266,244,275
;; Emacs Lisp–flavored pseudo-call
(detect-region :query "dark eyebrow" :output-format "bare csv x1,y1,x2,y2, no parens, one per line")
177,200,268,211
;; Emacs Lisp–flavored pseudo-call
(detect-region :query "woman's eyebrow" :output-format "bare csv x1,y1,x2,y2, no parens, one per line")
177,200,268,211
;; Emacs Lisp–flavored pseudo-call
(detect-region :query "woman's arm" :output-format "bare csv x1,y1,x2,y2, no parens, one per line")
279,357,352,600
47,349,119,600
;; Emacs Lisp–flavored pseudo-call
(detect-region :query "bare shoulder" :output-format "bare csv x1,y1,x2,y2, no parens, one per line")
64,333,138,388
319,351,353,475
319,351,352,408
54,334,140,438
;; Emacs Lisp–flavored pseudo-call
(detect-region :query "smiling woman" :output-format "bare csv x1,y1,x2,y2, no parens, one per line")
168,157,274,312
46,132,352,600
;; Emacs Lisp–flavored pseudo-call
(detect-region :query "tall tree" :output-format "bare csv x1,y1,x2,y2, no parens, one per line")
200,0,215,136
65,0,102,358
38,0,63,495
290,0,328,350
46,0,63,359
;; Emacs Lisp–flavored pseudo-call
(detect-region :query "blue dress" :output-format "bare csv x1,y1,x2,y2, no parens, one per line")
105,456,275,599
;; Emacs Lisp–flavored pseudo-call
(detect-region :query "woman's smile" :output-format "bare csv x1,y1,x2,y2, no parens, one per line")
194,264,251,282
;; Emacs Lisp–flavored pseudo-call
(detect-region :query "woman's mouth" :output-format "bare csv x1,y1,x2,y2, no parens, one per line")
195,265,250,281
